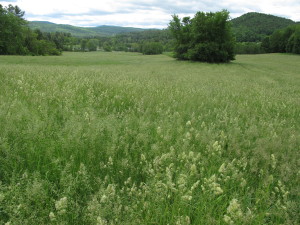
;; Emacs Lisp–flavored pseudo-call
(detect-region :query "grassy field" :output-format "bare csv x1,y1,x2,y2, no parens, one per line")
0,52,299,224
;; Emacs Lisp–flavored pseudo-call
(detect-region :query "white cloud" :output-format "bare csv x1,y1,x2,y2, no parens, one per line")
1,0,299,27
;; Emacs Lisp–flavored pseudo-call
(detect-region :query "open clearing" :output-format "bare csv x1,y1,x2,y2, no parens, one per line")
0,52,299,224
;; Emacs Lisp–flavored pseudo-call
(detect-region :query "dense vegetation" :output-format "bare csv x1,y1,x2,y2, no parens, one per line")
169,10,235,62
231,12,296,42
0,52,299,224
262,24,300,54
0,4,66,55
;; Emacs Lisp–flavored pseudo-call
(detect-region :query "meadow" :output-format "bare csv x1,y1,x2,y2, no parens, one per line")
0,52,299,224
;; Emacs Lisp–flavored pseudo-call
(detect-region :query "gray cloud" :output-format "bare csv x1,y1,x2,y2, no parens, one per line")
3,0,299,27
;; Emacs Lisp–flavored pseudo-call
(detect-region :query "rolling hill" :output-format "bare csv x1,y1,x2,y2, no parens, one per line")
28,21,148,37
29,12,297,41
231,12,296,42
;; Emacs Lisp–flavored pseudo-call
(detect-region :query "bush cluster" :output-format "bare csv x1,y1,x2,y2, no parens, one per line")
169,10,236,63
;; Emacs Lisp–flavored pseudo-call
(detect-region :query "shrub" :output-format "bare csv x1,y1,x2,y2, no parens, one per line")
169,10,236,63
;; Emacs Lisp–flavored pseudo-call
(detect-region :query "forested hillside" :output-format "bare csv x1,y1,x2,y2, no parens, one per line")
231,12,296,42
29,21,148,37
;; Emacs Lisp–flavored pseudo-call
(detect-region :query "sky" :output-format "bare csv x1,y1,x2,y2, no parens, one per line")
1,0,300,28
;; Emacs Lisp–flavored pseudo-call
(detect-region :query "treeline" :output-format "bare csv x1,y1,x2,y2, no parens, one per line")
262,24,300,54
2,5,299,56
74,30,171,55
0,4,67,55
235,24,300,54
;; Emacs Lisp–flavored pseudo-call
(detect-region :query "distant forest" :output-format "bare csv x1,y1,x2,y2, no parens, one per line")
1,4,300,55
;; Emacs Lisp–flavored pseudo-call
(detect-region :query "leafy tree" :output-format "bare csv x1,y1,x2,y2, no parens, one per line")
0,4,27,54
286,27,300,54
235,42,263,54
0,4,62,55
103,42,112,52
87,39,98,51
141,42,163,55
266,24,300,54
169,10,235,63
80,39,88,51
261,37,271,53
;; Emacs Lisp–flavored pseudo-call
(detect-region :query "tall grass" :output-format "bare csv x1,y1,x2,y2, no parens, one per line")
0,52,299,224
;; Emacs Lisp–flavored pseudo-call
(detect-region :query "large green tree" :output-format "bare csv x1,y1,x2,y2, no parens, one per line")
0,4,62,55
169,10,235,63
0,4,27,54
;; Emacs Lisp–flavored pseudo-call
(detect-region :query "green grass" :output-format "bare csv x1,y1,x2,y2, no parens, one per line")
0,52,299,224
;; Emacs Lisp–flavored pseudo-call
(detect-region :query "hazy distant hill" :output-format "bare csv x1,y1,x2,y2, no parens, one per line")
28,21,147,37
231,12,296,42
29,12,297,40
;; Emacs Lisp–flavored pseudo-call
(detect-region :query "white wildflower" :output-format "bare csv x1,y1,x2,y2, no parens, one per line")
176,216,191,225
100,194,107,203
223,215,233,224
49,212,56,221
141,154,146,162
186,120,192,126
157,126,162,134
185,132,191,140
181,195,193,201
224,198,244,223
203,175,223,195
96,216,108,225
219,163,226,174
108,157,113,166
191,180,200,191
55,197,68,215
271,154,276,169
214,186,224,195
240,178,247,188
190,164,197,175
212,141,222,155
0,193,4,202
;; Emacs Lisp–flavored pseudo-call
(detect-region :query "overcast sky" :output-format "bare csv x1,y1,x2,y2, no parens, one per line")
1,0,300,28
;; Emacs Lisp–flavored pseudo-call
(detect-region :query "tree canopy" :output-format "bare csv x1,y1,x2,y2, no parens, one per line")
0,4,64,55
262,24,300,54
169,10,235,63
231,12,295,42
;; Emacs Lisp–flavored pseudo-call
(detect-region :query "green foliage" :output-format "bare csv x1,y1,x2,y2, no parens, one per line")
169,10,236,63
141,42,163,55
87,39,99,51
0,4,62,56
0,4,27,55
286,26,300,54
103,42,112,52
0,52,299,224
231,12,296,42
265,24,300,54
235,42,264,54
109,29,174,52
80,39,88,51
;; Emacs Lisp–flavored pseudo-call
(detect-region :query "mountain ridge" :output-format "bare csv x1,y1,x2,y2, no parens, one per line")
28,12,297,40
28,21,152,37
